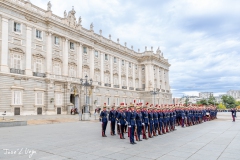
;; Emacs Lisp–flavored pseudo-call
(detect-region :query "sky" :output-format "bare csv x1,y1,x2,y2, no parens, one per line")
33,0,240,98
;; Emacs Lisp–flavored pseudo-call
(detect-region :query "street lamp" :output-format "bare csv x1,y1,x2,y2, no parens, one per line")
150,88,159,106
80,75,93,121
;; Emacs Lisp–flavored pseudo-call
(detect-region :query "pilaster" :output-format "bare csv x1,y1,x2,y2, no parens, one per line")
63,38,68,76
110,55,113,87
0,17,9,72
126,61,128,89
132,64,135,88
138,65,142,88
118,58,121,87
100,52,104,86
25,26,33,75
89,47,94,79
77,43,82,78
46,32,52,75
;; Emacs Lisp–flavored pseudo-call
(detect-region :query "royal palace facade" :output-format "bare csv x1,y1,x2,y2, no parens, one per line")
0,0,172,116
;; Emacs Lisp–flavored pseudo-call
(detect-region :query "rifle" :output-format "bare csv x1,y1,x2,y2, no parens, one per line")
152,123,156,136
148,123,151,138
142,124,147,139
119,124,123,139
134,125,139,141
158,122,161,135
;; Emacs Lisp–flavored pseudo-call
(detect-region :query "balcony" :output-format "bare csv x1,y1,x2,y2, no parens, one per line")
166,90,170,93
129,87,134,90
161,89,165,92
33,72,46,78
114,85,119,88
136,88,144,91
98,82,101,86
104,83,111,87
10,68,25,75
122,86,127,89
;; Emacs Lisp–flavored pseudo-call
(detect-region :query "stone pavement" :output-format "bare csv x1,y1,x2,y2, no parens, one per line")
0,112,239,160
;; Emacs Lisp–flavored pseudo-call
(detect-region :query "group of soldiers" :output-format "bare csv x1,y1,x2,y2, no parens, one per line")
99,102,218,145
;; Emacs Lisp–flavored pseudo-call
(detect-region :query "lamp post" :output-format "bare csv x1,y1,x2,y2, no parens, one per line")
150,88,159,106
80,75,93,121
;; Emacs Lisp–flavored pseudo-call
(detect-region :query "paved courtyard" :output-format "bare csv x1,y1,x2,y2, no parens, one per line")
0,112,240,160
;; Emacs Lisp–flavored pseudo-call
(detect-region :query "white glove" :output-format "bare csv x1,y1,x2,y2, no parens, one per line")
153,123,154,124
128,125,131,128
118,123,120,125
126,122,128,125
142,123,145,125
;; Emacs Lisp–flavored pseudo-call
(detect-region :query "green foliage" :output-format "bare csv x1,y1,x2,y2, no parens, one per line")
217,103,226,109
221,95,236,109
235,101,240,106
199,99,208,105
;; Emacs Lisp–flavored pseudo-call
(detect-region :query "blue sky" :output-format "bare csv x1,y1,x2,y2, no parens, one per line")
34,0,240,97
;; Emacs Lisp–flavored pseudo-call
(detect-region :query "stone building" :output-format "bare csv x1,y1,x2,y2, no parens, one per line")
0,0,171,116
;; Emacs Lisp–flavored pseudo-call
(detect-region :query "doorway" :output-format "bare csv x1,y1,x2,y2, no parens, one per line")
70,94,79,113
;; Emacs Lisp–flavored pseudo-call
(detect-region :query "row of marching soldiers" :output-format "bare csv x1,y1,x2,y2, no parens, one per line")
99,102,218,145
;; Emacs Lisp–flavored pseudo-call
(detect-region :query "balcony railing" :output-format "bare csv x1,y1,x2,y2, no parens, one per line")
98,82,101,86
129,87,134,90
104,83,111,87
10,68,25,75
136,88,144,91
114,85,119,88
33,72,46,78
122,86,127,89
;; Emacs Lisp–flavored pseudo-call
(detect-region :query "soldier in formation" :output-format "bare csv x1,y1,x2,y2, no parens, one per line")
99,102,218,144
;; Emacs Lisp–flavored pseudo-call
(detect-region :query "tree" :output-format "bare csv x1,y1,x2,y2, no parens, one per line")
198,99,208,105
235,101,240,109
221,95,236,109
217,103,226,109
208,95,217,105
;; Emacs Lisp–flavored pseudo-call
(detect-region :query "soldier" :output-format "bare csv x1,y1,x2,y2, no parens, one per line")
99,103,108,137
158,106,163,135
162,106,167,134
128,103,137,144
148,105,154,138
108,104,117,135
142,103,149,139
136,105,143,141
153,105,159,136
116,105,127,139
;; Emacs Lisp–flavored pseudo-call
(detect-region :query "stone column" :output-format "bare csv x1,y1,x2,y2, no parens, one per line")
77,43,82,78
138,65,142,88
156,67,160,89
118,59,121,87
145,64,149,91
0,17,9,72
110,55,113,87
126,61,128,89
100,52,104,86
89,48,94,79
25,26,32,75
166,70,169,90
161,68,165,90
132,63,135,89
63,38,68,76
46,32,52,76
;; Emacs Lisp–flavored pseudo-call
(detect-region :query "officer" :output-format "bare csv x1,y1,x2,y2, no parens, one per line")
116,105,127,139
128,103,137,144
136,105,143,141
99,103,108,137
108,104,117,135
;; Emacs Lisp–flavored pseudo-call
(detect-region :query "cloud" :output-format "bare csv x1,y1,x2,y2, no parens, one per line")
33,0,240,98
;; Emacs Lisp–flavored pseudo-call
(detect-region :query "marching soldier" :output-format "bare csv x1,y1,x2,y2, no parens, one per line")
153,106,159,136
99,103,108,137
231,108,236,122
148,105,154,138
109,104,117,135
158,106,164,134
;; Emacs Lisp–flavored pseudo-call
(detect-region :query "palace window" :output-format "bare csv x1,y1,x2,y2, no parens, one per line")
83,47,87,54
122,60,124,66
13,22,21,33
95,51,98,57
11,54,22,69
36,92,44,105
53,63,61,75
54,36,60,45
35,59,42,73
114,78,118,85
135,65,138,70
36,29,42,39
70,42,74,50
129,62,131,68
55,93,62,105
12,91,22,105
114,57,117,63
105,54,108,60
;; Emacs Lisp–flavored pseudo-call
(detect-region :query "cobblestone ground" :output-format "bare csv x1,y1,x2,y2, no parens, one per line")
0,112,239,160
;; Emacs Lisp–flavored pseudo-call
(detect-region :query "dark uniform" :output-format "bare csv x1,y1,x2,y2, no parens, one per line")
128,106,137,144
116,107,127,139
100,106,108,137
109,108,117,135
